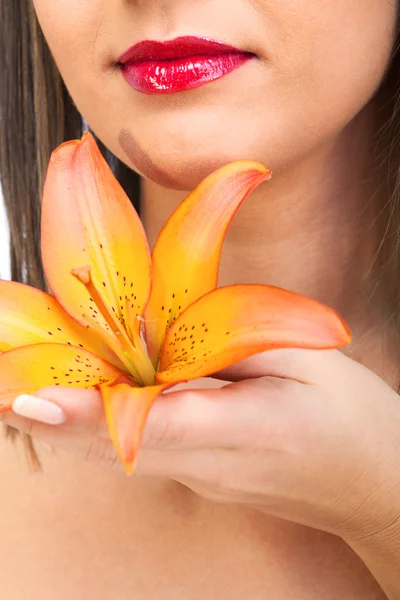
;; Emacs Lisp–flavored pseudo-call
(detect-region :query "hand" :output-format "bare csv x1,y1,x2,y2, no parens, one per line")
2,348,400,543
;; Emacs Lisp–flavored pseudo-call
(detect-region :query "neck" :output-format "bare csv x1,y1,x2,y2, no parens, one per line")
141,101,397,384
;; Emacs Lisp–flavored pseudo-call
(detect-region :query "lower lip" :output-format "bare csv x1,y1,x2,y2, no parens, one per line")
120,53,253,95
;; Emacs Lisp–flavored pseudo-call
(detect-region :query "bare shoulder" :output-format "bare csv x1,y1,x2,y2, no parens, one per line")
0,428,386,600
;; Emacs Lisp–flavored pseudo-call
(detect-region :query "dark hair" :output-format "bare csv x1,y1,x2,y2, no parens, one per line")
0,2,400,460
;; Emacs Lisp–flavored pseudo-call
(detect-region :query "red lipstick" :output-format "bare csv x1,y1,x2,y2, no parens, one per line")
118,36,254,95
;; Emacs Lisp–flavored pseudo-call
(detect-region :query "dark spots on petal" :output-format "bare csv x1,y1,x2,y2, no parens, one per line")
100,244,103,249
48,331,53,336
172,293,175,299
67,342,72,345
53,376,58,380
51,367,55,370
178,306,181,310
161,306,164,311
226,331,230,335
185,289,188,294
168,309,172,314
102,282,106,287
79,344,84,348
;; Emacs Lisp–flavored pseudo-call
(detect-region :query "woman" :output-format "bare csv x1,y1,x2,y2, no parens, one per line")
0,0,400,597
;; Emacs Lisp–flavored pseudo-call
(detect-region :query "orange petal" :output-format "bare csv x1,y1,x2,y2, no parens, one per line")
145,161,271,366
99,381,172,475
41,132,151,347
0,344,125,412
156,284,351,383
0,279,125,369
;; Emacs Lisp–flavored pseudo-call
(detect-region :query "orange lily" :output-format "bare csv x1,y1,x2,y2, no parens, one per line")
0,133,351,473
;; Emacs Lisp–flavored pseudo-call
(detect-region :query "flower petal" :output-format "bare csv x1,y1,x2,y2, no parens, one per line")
145,162,271,366
41,132,151,346
156,285,351,383
0,280,125,369
0,344,125,411
99,381,172,474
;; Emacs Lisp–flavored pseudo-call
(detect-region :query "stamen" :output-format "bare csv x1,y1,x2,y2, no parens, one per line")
71,266,156,385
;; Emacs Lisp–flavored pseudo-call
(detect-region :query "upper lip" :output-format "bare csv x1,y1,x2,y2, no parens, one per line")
118,35,251,64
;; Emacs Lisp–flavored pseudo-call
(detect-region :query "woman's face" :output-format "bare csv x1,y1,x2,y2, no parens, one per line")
33,0,397,189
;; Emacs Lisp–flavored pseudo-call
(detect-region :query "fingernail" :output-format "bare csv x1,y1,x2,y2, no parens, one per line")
13,394,66,425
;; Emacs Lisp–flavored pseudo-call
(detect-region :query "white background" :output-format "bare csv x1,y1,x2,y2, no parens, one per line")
0,193,10,280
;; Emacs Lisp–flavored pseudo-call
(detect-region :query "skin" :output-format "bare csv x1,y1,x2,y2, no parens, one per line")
1,0,400,597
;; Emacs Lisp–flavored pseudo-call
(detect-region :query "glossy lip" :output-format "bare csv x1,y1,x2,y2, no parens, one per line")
118,35,255,95
118,36,251,64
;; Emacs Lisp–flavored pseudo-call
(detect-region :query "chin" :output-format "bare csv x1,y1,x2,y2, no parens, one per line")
117,127,238,191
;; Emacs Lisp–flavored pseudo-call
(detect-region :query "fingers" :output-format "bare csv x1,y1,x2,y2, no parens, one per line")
142,377,303,450
8,377,228,438
10,386,108,436
3,368,309,457
214,347,344,382
1,410,123,470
